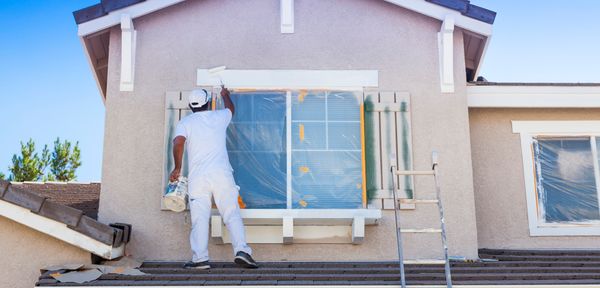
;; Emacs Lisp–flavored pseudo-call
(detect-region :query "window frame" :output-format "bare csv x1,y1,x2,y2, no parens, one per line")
512,121,600,236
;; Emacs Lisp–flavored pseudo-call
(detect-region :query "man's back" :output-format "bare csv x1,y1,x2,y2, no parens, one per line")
175,109,233,179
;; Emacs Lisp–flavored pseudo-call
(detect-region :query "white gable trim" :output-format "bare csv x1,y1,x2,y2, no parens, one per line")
77,0,492,37
383,0,492,36
0,199,124,259
468,85,600,108
120,14,137,92
77,0,186,36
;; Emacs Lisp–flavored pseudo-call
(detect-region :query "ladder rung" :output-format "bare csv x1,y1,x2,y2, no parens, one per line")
395,170,434,176
400,199,439,204
403,259,446,265
400,228,442,233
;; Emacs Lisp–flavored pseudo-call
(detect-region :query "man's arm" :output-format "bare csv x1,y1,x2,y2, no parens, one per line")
169,136,186,182
221,86,235,116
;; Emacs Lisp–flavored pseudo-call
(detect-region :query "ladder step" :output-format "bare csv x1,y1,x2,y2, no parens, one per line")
403,259,447,265
401,228,442,233
395,170,434,176
400,199,439,204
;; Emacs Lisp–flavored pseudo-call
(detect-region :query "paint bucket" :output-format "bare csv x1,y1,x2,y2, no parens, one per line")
163,177,188,212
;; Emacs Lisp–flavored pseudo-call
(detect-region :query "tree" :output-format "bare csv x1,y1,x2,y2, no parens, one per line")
48,138,81,182
8,139,50,182
0,172,5,180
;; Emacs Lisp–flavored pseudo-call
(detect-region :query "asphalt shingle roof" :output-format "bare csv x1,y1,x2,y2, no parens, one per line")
73,0,496,25
36,249,600,286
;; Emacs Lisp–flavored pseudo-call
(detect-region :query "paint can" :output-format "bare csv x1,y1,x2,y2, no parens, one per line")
163,176,188,212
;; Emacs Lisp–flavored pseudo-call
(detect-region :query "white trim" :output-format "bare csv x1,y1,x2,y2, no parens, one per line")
286,91,292,209
512,121,600,236
210,209,380,244
280,0,294,33
120,14,136,92
77,0,492,37
468,85,600,108
438,15,455,93
77,0,186,36
197,69,378,89
512,121,600,134
0,199,123,259
383,0,493,36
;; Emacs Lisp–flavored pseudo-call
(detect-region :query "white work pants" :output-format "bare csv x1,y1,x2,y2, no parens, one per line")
188,170,252,262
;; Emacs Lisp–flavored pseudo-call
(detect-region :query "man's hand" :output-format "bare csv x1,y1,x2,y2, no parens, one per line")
169,168,181,182
221,85,235,116
220,85,230,97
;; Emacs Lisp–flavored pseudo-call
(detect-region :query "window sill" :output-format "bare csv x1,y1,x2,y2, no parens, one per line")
211,209,381,244
531,223,600,236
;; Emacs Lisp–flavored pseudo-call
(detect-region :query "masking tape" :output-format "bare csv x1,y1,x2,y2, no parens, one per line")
299,124,305,142
299,166,310,173
299,199,308,207
298,90,307,103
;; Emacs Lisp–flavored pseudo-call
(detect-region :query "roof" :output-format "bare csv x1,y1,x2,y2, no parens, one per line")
470,81,600,87
0,180,130,259
73,0,496,25
36,249,600,286
10,182,101,219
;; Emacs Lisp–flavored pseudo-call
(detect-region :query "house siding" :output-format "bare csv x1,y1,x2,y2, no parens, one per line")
470,108,600,249
0,217,90,288
100,0,478,260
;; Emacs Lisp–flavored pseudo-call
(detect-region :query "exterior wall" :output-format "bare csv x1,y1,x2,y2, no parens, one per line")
0,217,90,288
100,0,479,260
470,108,600,249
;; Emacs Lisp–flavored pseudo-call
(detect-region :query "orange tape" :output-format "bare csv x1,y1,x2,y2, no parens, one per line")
299,124,305,142
298,90,307,103
238,195,246,209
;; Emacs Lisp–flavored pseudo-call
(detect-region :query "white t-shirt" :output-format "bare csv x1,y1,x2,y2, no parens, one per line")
174,109,233,180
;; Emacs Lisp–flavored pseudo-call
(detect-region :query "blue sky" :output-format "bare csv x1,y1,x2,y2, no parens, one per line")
0,1,599,182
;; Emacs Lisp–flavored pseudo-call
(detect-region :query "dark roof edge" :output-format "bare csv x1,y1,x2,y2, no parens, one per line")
73,0,146,25
425,0,496,24
469,82,600,87
74,0,496,26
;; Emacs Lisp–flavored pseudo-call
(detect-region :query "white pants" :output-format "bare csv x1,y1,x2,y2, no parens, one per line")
188,170,252,262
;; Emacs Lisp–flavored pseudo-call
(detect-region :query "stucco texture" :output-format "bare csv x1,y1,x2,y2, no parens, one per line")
0,217,90,288
100,0,479,261
470,108,600,249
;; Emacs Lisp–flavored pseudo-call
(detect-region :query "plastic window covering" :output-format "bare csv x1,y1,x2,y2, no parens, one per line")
220,90,363,209
533,137,600,223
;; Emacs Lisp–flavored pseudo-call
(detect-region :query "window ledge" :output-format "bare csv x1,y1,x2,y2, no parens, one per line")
531,223,600,236
211,209,381,244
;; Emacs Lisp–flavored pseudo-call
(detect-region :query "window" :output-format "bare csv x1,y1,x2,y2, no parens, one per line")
223,90,364,209
513,121,600,236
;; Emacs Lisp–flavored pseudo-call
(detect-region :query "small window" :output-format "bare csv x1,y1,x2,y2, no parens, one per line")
512,121,600,236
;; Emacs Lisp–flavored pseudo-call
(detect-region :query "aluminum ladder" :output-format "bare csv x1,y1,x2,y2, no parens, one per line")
390,152,452,288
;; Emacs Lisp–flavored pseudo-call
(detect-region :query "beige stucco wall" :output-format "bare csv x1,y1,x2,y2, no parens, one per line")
470,108,600,249
0,217,90,288
99,0,479,261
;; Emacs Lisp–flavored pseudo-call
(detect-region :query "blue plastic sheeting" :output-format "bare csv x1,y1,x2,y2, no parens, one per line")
291,91,363,209
224,90,363,209
533,137,599,223
227,92,287,209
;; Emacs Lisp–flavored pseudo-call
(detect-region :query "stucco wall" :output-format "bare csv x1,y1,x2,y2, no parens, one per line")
0,217,90,288
470,108,600,249
99,0,479,261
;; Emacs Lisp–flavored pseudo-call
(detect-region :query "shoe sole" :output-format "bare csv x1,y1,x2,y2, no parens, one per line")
184,265,210,270
234,256,258,269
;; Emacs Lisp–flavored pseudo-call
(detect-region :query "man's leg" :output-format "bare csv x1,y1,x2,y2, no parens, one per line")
212,172,252,256
188,182,212,263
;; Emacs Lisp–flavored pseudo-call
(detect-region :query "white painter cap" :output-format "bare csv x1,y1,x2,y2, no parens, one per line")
189,89,210,108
